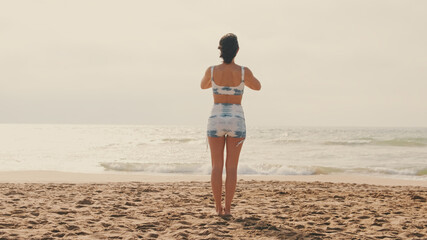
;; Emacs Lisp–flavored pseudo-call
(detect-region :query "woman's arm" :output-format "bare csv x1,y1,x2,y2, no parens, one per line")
200,67,212,89
244,67,261,90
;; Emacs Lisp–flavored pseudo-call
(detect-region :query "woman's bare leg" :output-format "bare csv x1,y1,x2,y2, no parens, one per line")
208,136,225,215
224,137,244,215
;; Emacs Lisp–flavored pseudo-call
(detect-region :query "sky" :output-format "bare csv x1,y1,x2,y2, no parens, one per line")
1,0,426,127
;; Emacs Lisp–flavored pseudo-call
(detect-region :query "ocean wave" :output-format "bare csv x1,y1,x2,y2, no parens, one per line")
100,162,211,174
237,164,313,175
100,162,316,175
270,139,302,144
99,162,427,178
160,138,200,144
324,137,427,147
324,139,371,146
372,138,427,147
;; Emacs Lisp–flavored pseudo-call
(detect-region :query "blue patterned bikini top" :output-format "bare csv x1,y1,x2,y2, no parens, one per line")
211,66,245,95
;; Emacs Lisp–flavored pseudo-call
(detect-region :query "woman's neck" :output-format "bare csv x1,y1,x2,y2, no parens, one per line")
222,59,235,65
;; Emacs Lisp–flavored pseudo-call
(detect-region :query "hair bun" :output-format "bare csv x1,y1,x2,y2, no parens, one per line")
218,33,239,64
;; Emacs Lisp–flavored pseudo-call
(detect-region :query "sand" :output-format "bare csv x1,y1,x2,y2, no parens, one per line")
0,172,426,239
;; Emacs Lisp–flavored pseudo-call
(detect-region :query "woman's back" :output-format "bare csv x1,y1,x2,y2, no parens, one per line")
212,64,243,87
202,63,261,105
211,63,245,105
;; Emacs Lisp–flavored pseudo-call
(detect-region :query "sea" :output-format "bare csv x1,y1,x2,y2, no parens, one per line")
1,124,426,181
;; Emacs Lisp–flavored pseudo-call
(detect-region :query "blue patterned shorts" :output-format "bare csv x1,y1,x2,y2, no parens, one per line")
207,103,246,138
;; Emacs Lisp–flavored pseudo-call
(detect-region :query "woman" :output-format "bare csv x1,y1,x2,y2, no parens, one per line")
200,33,261,216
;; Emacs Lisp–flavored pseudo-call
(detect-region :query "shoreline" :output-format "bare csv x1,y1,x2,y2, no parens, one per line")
0,170,426,187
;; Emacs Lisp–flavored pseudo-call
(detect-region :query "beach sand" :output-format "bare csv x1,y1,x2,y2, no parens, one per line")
0,171,426,239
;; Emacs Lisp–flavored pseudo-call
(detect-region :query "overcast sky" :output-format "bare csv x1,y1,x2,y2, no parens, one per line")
1,0,426,127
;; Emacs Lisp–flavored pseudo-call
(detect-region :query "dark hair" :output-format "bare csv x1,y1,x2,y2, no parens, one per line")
218,33,239,64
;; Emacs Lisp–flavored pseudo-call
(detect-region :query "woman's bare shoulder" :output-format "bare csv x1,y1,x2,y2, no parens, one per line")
204,65,214,75
243,66,254,76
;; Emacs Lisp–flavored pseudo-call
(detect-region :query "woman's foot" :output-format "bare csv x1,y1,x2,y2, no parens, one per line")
216,206,224,216
223,208,231,216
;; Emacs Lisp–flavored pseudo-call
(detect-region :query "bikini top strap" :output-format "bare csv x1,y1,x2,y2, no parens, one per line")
211,66,214,83
241,66,245,82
